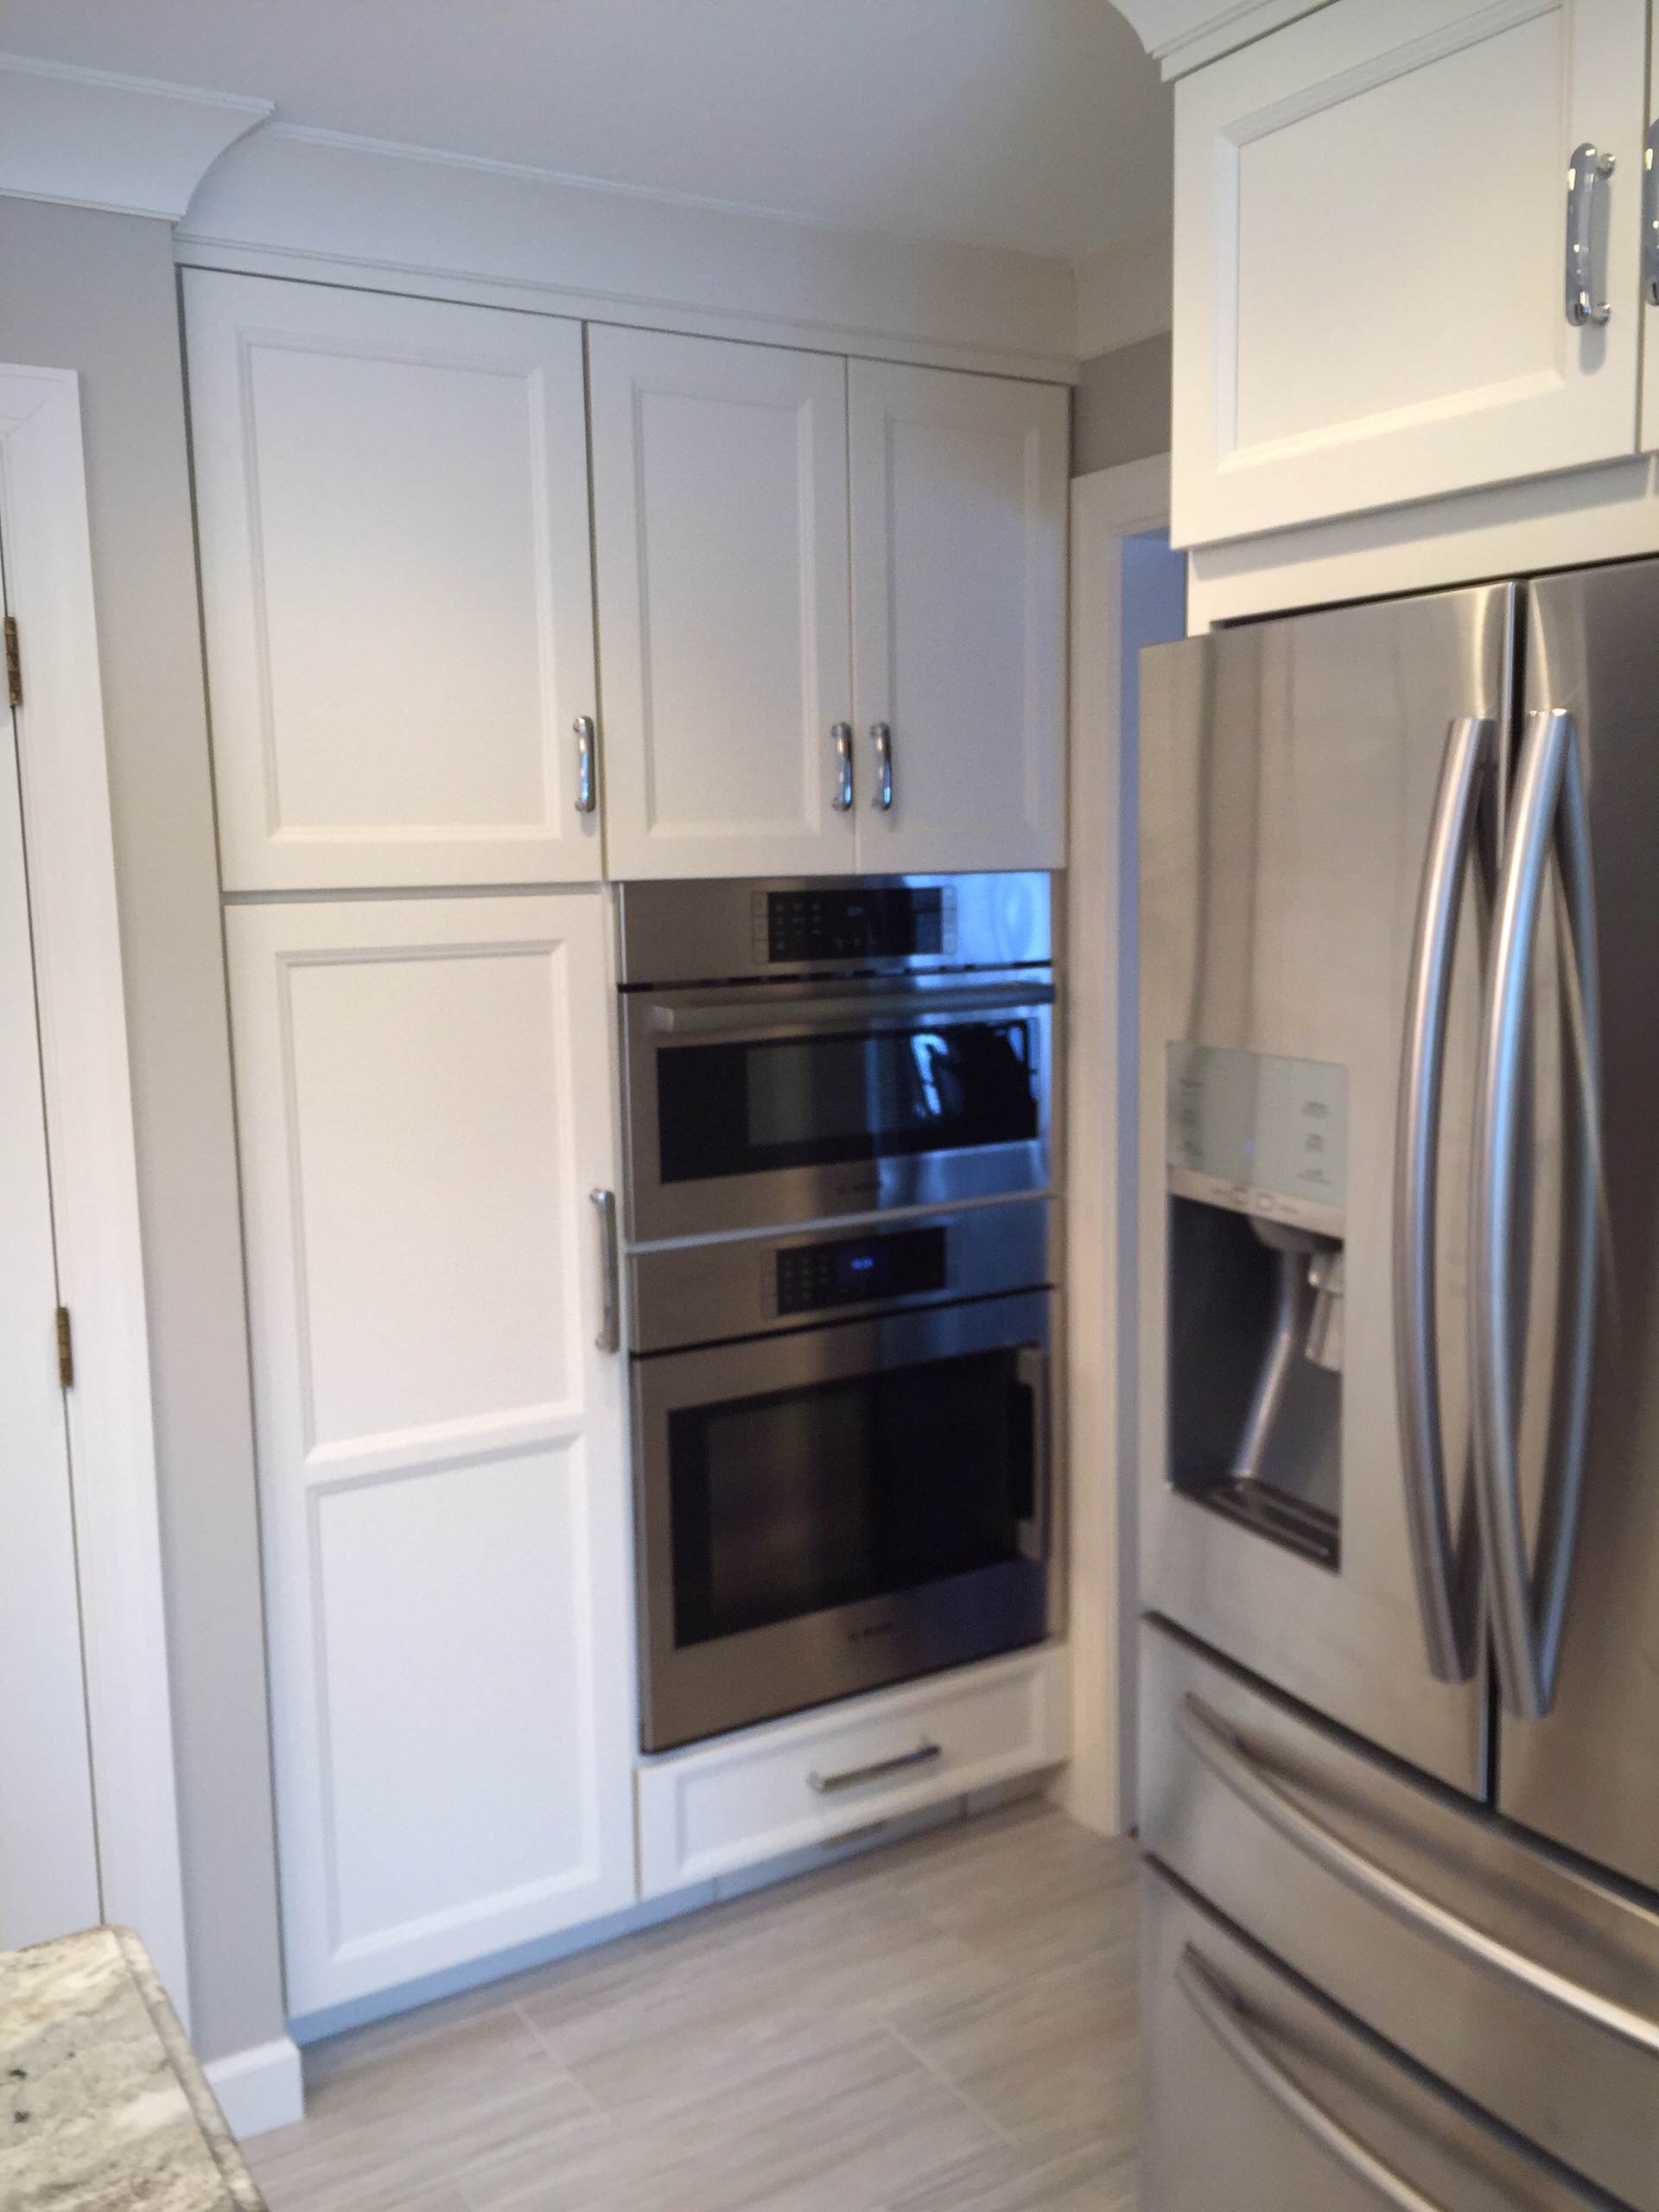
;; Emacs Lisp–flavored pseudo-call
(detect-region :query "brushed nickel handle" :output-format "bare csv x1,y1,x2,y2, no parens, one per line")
1471,708,1600,1722
831,722,855,812
870,722,893,811
807,1741,942,1795
1394,715,1495,1683
1178,1695,1659,2058
590,1188,620,1353
1177,1946,1453,2212
574,715,598,815
1566,141,1616,327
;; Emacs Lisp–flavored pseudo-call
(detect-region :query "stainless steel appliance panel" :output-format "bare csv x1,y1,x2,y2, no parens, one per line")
1496,557,1659,1894
1141,1862,1607,2212
1138,584,1512,1789
633,1288,1052,1749
1140,1619,1659,2212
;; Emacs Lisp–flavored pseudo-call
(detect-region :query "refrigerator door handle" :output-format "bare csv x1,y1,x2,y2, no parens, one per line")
1176,1944,1454,2212
1471,708,1601,1723
1178,1694,1659,2059
1395,714,1496,1681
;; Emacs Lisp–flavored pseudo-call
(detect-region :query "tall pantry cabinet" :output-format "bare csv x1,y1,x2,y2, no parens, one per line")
185,265,1068,2013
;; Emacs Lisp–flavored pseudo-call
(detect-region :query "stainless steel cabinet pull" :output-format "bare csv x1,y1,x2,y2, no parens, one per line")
1471,709,1601,1722
1566,141,1616,327
1177,1946,1452,2212
1394,716,1495,1683
1014,1344,1052,1563
574,715,598,815
807,1741,942,1795
1644,120,1659,305
590,1188,620,1353
1178,1695,1659,2058
870,722,893,811
831,722,855,812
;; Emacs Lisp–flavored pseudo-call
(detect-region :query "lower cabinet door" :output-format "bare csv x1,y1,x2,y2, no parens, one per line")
227,890,636,2014
1141,1864,1604,2212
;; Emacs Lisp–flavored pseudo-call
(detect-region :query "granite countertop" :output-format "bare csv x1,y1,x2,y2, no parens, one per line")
0,1924,265,2210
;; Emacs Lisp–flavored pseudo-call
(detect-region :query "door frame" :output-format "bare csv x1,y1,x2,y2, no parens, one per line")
0,363,188,2014
1058,454,1176,1839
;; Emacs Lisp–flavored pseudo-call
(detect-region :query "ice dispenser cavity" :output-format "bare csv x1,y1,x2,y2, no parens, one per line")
1165,1045,1347,1568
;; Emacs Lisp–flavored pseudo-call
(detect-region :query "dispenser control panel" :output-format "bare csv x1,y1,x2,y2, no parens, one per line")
1166,1045,1346,1230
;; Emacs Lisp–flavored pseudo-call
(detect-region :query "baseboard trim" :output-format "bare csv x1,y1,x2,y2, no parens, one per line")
205,2033,304,2140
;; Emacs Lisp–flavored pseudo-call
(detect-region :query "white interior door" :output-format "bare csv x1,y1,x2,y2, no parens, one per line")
1172,0,1648,546
227,890,635,2015
849,362,1067,875
185,271,601,891
0,595,99,1950
588,326,856,880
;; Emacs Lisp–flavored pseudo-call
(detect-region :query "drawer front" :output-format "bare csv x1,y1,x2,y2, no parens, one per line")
1142,1864,1602,2212
1141,1619,1659,2211
636,1645,1067,1896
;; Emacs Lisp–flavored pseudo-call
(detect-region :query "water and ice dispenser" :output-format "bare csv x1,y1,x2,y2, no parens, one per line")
1165,1046,1347,1568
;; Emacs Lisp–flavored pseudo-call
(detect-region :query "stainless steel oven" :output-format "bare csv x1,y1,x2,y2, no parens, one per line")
617,874,1053,1244
630,1201,1057,1750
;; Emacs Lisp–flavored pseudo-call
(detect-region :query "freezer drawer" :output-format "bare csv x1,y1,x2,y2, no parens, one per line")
1141,1618,1659,2211
1141,1863,1606,2212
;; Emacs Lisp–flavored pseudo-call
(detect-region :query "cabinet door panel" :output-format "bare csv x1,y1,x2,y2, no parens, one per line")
1173,0,1647,545
849,364,1066,874
227,892,633,2012
186,272,599,888
589,327,855,880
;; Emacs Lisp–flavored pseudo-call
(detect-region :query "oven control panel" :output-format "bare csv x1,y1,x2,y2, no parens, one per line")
758,886,957,965
775,1226,948,1315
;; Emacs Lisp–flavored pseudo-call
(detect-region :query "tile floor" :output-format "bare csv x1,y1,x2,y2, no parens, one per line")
246,1800,1141,2212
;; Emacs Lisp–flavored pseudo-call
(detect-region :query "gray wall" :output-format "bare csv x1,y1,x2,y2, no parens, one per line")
1071,332,1171,478
0,198,286,2063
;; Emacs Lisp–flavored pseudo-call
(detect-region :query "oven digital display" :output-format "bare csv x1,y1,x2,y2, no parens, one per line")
775,1226,948,1315
766,887,950,963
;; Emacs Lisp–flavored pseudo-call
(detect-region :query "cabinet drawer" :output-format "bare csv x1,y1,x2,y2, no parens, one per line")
637,1646,1067,1896
1142,1863,1602,2211
1141,1619,1659,2211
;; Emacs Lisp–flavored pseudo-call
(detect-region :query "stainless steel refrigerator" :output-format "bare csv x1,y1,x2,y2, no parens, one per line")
1136,560,1659,2212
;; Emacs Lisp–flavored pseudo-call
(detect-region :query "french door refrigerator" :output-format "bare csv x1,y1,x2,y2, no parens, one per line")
1136,561,1659,2212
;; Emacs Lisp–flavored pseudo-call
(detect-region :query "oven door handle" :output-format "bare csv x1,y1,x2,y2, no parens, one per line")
1014,1344,1052,1563
647,981,1055,1039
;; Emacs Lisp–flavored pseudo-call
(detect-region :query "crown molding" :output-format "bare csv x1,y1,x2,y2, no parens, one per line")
1110,0,1325,79
0,52,271,221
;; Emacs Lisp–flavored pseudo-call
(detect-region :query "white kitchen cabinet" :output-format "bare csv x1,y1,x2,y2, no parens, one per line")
588,326,856,880
186,271,601,890
226,890,635,2013
1171,0,1648,547
849,362,1067,874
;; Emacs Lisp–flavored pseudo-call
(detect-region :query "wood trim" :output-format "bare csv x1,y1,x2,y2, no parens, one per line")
0,365,189,2016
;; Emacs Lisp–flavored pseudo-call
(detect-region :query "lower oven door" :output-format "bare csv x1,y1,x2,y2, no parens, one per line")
632,1290,1053,1750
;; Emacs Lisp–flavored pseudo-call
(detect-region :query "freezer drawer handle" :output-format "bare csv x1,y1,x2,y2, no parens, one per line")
1394,714,1495,1683
1177,1943,1452,2212
1178,1695,1659,2061
1471,707,1602,1722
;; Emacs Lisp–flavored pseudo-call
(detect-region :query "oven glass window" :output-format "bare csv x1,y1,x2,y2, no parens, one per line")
667,1346,1037,1647
656,1020,1038,1185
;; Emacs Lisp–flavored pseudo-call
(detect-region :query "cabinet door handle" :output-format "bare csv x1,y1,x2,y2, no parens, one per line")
1565,141,1616,327
831,722,855,812
870,722,893,811
807,1742,942,1795
591,1188,620,1353
574,715,598,815
1644,120,1659,305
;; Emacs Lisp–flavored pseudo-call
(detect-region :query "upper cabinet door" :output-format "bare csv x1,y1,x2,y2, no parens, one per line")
849,364,1067,876
588,327,855,880
185,271,600,889
1172,0,1649,547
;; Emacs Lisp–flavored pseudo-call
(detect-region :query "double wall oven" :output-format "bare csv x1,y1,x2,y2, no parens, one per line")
616,875,1059,1752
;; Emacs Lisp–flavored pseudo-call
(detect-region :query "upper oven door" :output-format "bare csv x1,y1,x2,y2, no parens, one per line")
621,969,1054,1243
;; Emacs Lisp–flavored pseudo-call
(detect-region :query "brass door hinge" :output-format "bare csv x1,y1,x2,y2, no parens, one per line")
3,617,20,709
55,1306,74,1390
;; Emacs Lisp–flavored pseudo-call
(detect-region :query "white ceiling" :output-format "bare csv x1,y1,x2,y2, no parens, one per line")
0,1,1170,262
